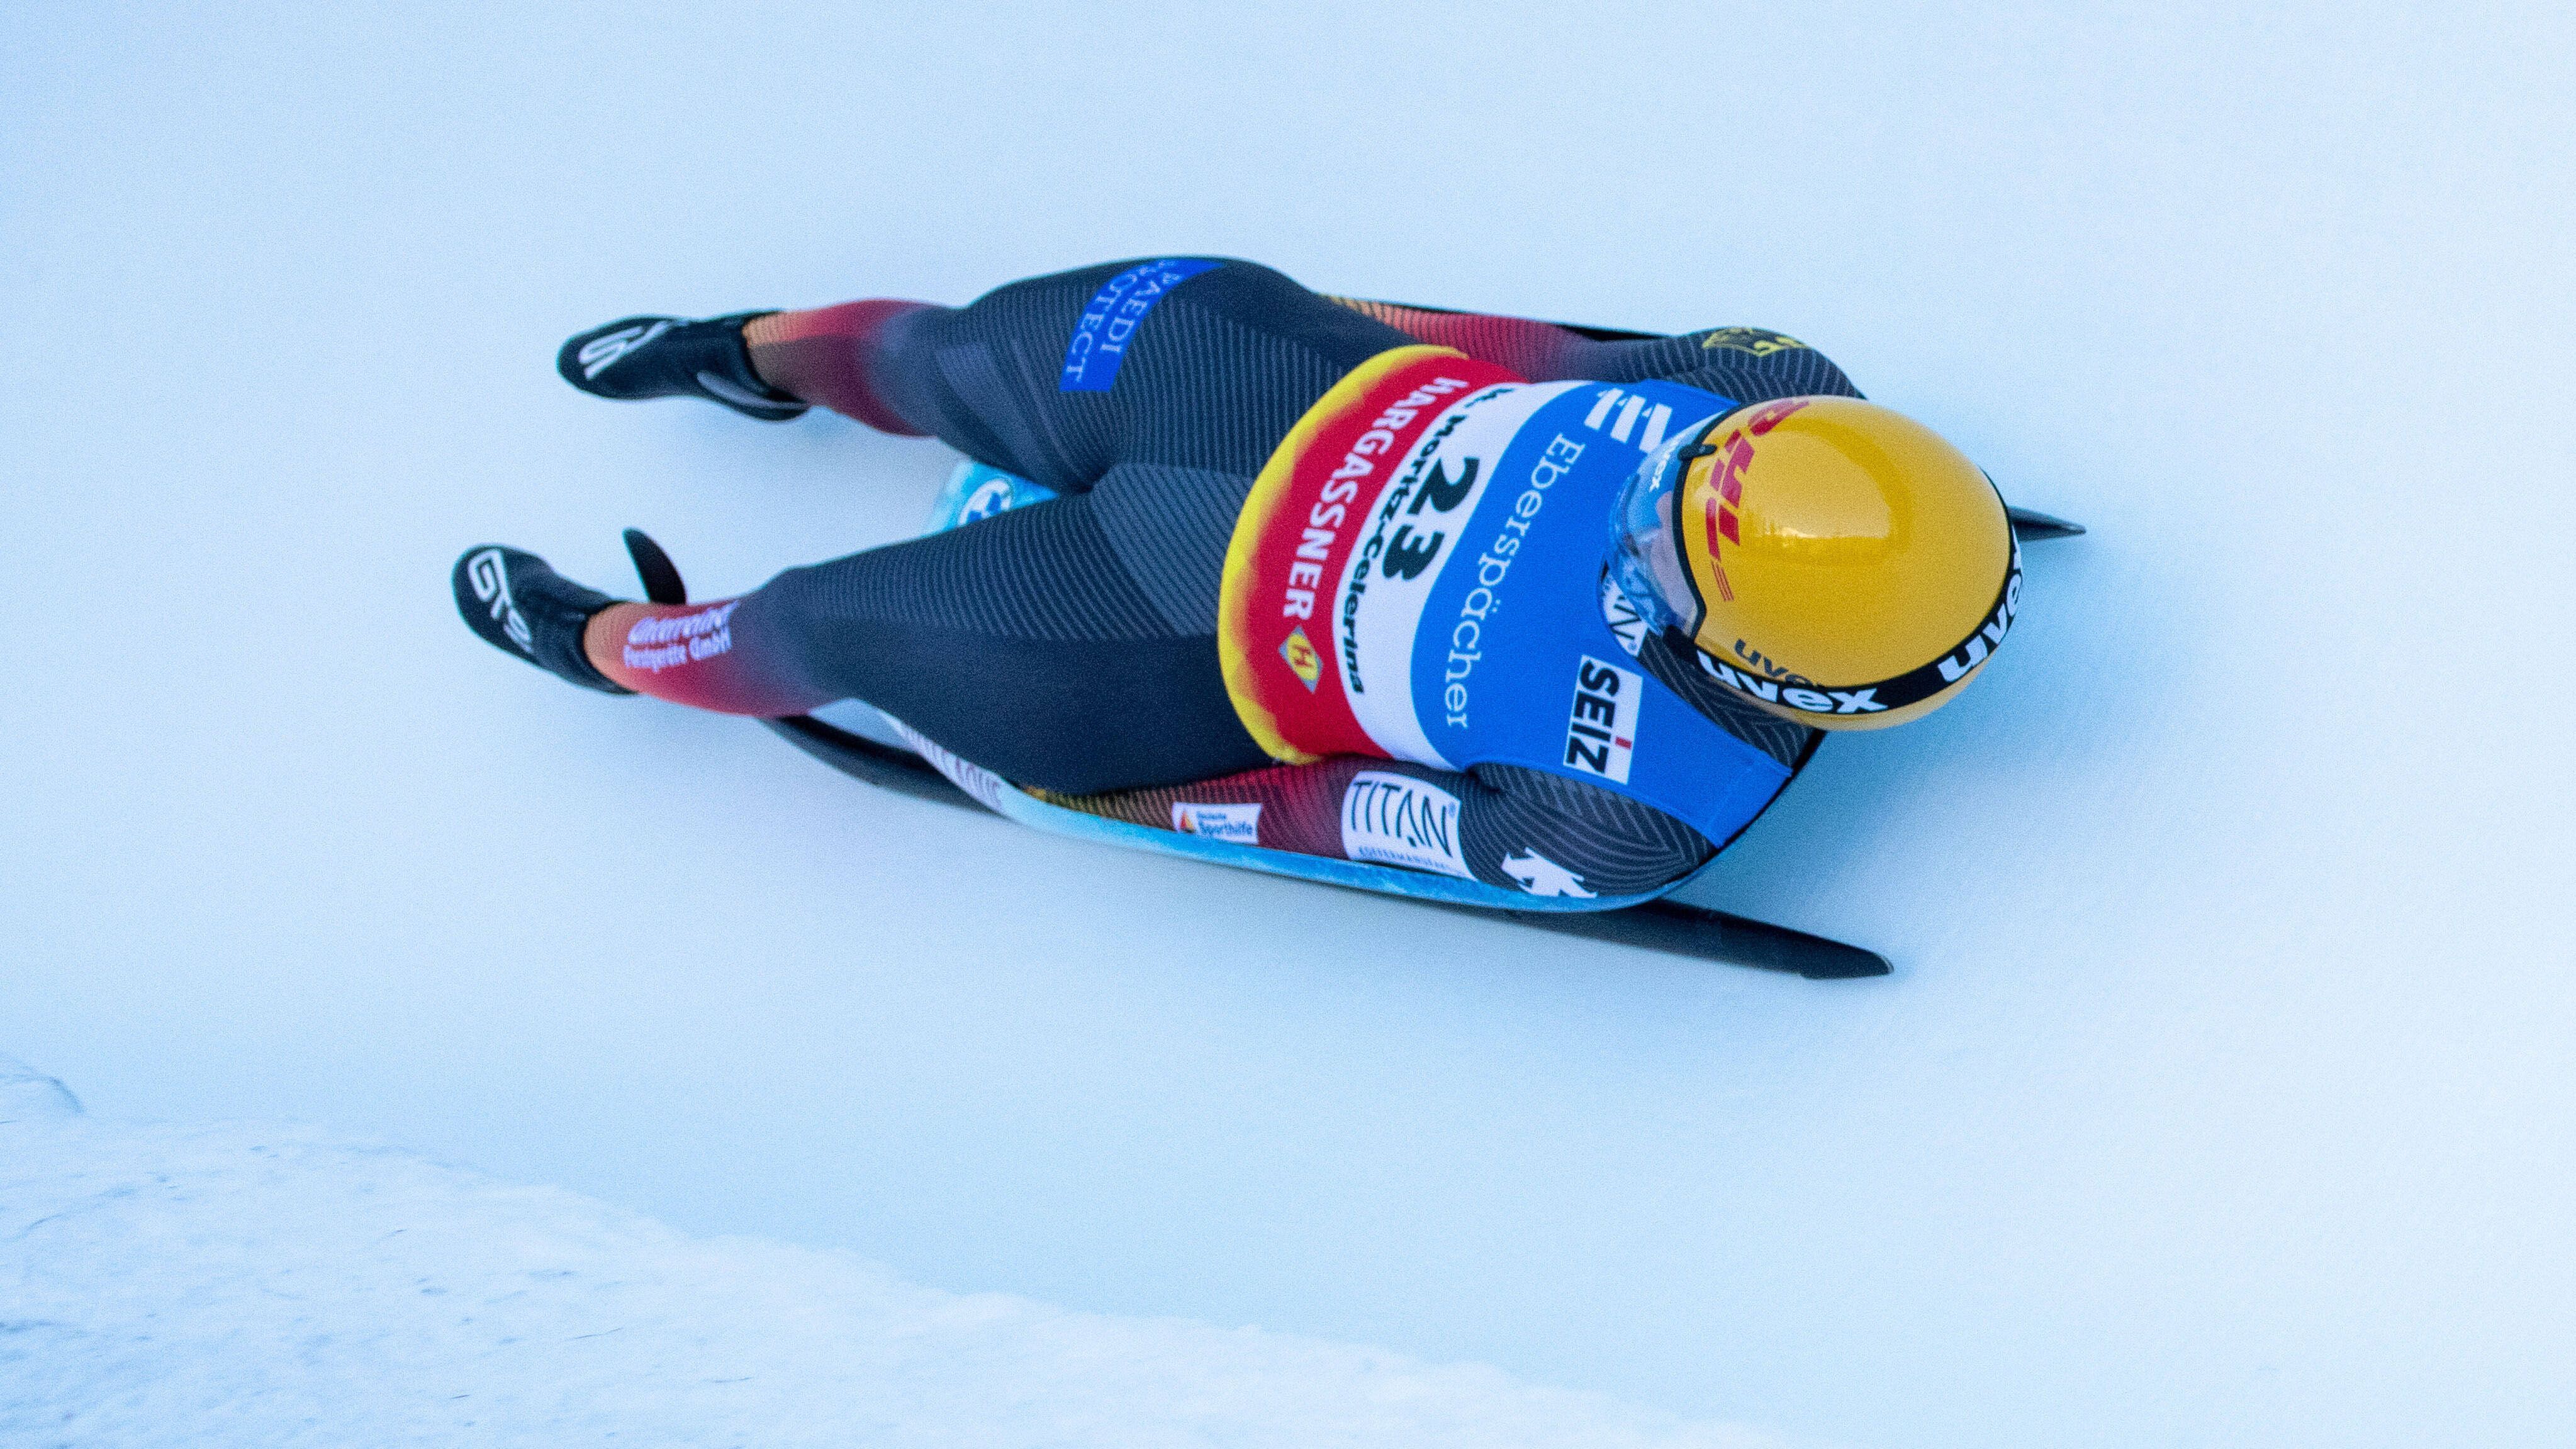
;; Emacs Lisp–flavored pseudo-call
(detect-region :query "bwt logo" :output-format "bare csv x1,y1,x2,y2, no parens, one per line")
1563,654,1641,784
958,478,1015,524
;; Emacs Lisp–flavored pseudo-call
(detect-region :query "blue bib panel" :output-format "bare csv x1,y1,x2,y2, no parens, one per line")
1403,379,1791,844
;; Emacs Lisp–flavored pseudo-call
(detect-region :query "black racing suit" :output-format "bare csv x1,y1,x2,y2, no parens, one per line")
613,260,1852,893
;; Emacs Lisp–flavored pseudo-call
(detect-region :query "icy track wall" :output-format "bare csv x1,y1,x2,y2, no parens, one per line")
0,1057,1776,1449
4,3,2572,1448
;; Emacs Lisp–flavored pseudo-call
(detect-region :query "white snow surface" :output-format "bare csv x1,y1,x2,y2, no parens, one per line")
0,1058,1768,1448
4,3,2572,1445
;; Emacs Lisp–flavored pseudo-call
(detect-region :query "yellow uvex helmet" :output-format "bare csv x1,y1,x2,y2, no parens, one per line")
1610,395,2019,730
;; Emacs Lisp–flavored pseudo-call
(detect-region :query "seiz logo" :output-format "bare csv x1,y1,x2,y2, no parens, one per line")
1582,388,1676,451
1563,655,1642,783
1340,771,1471,878
576,320,671,379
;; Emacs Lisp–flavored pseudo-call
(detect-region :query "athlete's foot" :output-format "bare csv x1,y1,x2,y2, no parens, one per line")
452,545,634,694
556,312,810,421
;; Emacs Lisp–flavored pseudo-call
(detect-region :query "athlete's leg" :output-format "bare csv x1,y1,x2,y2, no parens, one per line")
508,260,1416,788
745,260,1412,494
739,301,931,436
745,260,1414,650
574,488,1264,793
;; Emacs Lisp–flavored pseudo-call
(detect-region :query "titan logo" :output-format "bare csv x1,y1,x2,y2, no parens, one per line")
1341,771,1470,879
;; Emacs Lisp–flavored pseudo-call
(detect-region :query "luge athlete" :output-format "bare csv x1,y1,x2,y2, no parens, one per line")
456,259,2019,899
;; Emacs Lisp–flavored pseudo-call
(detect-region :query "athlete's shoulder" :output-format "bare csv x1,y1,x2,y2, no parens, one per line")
1638,326,1861,403
1633,629,1817,768
1686,326,1820,362
1457,762,1711,898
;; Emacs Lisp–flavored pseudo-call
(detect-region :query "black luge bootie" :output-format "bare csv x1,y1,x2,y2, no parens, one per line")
555,311,809,421
452,545,633,694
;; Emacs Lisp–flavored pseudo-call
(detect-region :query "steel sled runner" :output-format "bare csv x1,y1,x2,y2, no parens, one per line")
761,708,1888,980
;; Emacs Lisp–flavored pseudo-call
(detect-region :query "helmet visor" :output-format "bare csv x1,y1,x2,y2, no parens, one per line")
1606,422,1715,640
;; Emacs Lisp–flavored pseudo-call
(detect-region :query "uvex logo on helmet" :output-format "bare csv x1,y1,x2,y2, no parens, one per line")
1697,538,2025,719
1689,398,1810,605
1655,392,2021,731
